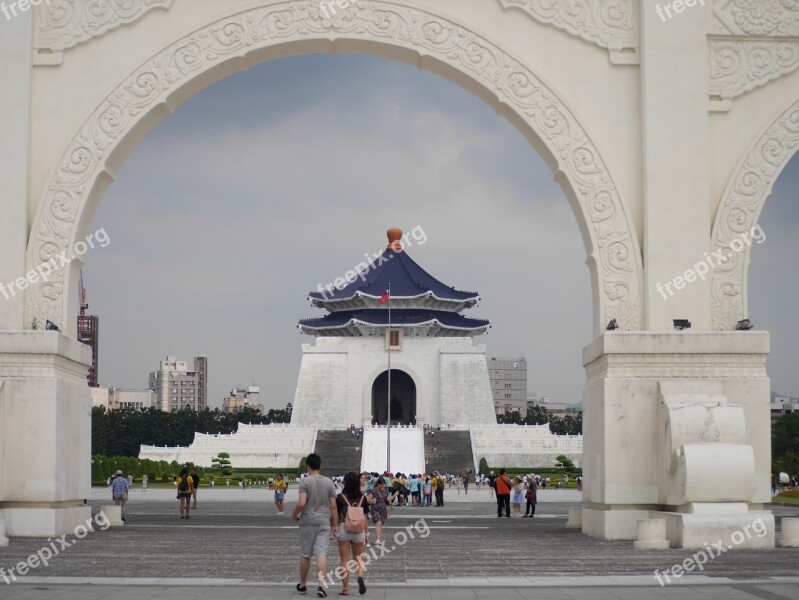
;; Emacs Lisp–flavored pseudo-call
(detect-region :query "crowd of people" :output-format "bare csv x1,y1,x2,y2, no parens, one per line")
107,452,584,597
772,472,799,494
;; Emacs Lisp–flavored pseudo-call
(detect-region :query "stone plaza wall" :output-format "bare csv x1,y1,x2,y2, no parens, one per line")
470,424,583,471
139,424,316,469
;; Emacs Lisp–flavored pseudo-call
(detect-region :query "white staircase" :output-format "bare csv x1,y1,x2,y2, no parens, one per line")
361,426,424,474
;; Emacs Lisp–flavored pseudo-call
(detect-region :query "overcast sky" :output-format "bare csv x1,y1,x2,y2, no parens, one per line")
86,54,799,410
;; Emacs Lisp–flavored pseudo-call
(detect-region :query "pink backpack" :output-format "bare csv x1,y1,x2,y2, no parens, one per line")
343,495,365,533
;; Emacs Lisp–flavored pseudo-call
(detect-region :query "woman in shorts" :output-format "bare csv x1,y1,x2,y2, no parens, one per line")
274,473,287,514
176,467,194,519
336,472,368,595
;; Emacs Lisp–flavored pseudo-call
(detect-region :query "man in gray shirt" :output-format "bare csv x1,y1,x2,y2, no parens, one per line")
292,453,338,596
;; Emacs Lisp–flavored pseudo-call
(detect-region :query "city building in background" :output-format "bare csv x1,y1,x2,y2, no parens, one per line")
77,270,99,387
91,387,157,410
527,392,570,418
488,357,527,415
149,355,208,412
771,396,799,423
223,386,264,414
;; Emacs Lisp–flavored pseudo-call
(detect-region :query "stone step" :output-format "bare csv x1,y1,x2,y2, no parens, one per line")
423,431,475,478
313,430,364,477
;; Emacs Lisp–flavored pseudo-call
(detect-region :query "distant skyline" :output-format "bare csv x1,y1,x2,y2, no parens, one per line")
85,53,799,411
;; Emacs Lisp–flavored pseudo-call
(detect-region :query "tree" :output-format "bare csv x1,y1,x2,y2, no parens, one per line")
496,410,523,425
212,452,233,476
524,404,550,425
478,457,489,475
267,403,293,424
556,454,575,470
92,406,109,455
299,456,307,474
550,413,582,435
773,412,799,475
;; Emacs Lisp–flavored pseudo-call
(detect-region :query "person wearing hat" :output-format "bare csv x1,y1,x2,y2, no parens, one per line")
110,469,129,521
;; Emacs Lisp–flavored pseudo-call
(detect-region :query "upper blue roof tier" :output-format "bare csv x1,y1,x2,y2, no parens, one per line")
308,230,479,306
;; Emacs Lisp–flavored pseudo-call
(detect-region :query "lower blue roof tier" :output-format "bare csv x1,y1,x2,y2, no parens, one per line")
299,309,490,332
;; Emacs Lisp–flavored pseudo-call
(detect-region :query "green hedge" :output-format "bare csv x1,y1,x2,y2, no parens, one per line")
488,467,582,477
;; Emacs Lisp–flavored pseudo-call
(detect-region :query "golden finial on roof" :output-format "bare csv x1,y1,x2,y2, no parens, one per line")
386,228,403,252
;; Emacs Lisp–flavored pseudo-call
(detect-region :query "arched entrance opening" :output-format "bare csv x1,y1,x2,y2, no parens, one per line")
10,0,646,542
371,370,416,426
25,1,642,338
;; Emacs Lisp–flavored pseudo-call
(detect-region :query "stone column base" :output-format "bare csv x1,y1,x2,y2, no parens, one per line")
0,331,92,537
1,505,91,537
581,332,773,548
582,505,656,540
0,516,9,546
662,509,775,549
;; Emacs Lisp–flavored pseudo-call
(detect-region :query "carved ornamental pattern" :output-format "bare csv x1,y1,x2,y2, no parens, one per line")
498,0,639,63
35,0,173,58
712,0,799,37
709,0,799,107
709,39,799,103
711,100,799,330
26,1,643,335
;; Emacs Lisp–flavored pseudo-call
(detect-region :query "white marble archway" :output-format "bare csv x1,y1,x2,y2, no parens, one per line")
711,98,799,330
24,0,643,339
5,0,797,547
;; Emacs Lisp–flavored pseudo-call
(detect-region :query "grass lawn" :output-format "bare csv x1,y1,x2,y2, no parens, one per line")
773,494,799,505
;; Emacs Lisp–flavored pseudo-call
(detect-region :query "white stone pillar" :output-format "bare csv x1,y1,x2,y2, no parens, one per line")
0,13,34,528
0,11,32,331
0,332,92,536
582,332,774,547
640,0,712,330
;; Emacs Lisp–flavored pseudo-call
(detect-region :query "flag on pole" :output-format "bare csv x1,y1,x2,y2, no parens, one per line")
379,289,390,304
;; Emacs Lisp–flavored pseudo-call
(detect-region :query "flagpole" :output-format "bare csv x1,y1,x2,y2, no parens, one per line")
386,282,391,474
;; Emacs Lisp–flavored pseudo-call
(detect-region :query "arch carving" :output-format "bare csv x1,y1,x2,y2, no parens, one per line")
711,99,799,329
26,0,643,336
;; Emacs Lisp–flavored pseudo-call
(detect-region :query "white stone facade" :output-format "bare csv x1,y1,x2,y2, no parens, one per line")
139,424,316,469
290,336,496,429
470,425,582,471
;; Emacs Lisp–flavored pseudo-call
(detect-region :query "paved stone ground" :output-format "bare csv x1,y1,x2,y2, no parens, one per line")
0,488,797,599
2,582,799,600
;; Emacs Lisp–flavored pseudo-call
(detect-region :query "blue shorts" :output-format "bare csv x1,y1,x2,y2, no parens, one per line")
274,492,285,501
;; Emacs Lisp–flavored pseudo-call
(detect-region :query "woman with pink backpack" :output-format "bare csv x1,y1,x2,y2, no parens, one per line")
335,472,368,595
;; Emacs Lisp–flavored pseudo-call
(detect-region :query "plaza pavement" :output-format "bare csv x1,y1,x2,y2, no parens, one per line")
0,486,797,599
